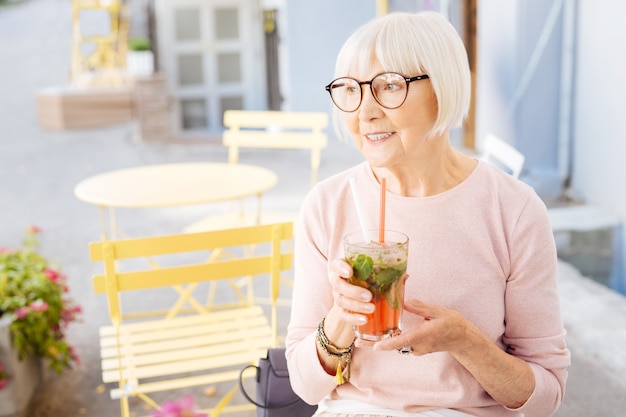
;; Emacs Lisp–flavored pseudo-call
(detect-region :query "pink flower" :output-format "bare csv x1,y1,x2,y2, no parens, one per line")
30,300,49,312
68,345,81,366
152,395,208,417
44,268,61,283
27,225,42,234
61,305,82,324
0,379,6,390
15,307,30,319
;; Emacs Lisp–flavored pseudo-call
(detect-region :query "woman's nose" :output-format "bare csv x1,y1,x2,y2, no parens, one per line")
358,86,383,120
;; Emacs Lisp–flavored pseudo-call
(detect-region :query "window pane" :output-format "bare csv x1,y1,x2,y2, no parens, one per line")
181,98,207,129
217,53,241,83
178,54,204,85
220,96,243,112
215,8,239,40
175,8,201,41
220,96,243,127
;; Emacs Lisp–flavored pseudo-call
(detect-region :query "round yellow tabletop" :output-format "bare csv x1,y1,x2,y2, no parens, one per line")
74,162,278,208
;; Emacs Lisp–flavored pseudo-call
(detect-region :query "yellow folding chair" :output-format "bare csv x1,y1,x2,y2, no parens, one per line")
90,222,293,417
184,110,329,233
182,110,328,306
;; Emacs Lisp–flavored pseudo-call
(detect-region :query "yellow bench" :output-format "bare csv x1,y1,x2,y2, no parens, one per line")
90,222,294,417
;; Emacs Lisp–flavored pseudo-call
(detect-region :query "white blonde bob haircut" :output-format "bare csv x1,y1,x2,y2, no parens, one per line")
331,11,471,139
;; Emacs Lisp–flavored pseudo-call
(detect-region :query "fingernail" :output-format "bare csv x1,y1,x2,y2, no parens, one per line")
357,316,367,324
363,304,375,313
360,292,371,301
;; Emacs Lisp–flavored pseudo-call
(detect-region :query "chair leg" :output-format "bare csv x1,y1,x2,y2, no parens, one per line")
120,396,130,417
210,384,239,417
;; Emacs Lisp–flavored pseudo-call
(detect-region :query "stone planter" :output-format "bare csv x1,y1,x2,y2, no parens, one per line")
0,317,42,417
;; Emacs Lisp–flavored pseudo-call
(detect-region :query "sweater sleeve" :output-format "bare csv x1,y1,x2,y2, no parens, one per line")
284,185,344,404
502,192,571,417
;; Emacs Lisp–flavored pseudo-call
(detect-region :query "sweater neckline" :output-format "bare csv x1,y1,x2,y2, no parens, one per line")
363,159,483,203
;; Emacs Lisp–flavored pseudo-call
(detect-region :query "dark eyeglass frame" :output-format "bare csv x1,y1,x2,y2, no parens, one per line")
324,72,430,112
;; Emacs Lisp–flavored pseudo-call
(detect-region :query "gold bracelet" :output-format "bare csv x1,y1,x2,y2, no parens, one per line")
316,317,354,384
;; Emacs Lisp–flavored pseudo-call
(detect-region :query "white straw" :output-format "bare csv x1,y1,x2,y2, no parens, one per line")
349,177,371,242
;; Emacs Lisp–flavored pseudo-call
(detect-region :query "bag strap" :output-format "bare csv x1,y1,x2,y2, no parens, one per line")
238,364,303,409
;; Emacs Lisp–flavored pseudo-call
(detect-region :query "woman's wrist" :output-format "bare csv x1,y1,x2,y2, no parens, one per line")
323,308,357,348
317,316,355,384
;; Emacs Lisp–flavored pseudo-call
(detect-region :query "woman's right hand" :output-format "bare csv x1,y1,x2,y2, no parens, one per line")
324,259,374,347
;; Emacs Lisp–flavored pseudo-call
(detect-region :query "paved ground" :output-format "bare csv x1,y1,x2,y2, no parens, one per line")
1,1,626,416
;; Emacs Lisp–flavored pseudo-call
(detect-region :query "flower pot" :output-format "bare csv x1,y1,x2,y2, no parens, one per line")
0,317,42,417
126,50,155,77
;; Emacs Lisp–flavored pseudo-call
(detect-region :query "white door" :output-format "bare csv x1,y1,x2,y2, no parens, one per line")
155,0,266,137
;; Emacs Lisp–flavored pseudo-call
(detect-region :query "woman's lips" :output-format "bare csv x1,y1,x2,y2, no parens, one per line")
365,132,394,141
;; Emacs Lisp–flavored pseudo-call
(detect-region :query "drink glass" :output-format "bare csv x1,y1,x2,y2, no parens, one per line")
344,230,409,341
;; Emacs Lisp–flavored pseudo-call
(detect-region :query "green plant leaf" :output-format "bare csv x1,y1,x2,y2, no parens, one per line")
352,254,373,281
128,37,151,51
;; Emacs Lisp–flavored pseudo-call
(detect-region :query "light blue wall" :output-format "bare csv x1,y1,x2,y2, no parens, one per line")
475,2,518,149
478,0,626,292
515,0,563,172
572,0,626,210
285,0,376,112
477,0,567,199
572,0,626,289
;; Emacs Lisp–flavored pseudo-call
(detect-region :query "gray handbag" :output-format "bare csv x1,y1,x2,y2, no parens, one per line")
239,348,317,417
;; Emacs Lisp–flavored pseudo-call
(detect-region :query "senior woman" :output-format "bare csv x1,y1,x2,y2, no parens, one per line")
285,11,570,417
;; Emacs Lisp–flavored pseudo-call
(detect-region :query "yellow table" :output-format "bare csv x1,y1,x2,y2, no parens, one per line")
74,162,278,239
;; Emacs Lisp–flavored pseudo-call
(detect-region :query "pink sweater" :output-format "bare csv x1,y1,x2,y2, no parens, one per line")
286,161,571,417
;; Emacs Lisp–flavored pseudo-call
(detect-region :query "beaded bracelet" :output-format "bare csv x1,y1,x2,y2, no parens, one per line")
316,317,354,385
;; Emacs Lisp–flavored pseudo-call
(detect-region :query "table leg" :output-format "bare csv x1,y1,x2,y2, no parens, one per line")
255,192,263,225
109,207,119,240
98,205,109,240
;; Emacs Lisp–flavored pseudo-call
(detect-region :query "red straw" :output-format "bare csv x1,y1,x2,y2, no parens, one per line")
379,177,386,243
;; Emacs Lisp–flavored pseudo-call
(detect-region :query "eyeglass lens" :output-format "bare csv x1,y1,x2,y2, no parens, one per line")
328,73,409,112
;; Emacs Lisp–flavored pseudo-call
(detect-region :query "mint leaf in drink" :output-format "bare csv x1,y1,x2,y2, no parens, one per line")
384,279,404,309
373,267,400,287
372,262,404,292
352,254,373,281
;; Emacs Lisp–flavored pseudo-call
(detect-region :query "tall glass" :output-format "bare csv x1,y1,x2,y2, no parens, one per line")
344,230,409,341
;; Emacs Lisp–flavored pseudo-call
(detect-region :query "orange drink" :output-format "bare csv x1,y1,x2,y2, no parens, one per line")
344,230,409,341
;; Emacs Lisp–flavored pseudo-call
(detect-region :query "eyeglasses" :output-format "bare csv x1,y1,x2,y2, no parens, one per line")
324,72,430,113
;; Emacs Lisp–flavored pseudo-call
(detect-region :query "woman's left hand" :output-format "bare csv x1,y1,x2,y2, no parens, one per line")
374,298,536,410
373,299,473,355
